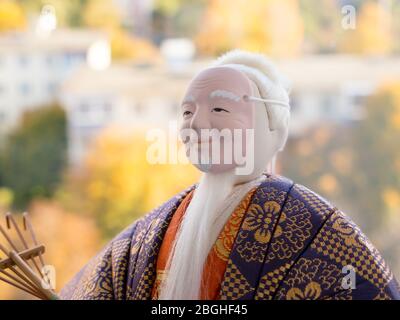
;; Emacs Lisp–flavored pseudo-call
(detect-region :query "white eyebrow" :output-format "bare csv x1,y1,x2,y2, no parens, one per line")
182,94,195,104
209,90,241,102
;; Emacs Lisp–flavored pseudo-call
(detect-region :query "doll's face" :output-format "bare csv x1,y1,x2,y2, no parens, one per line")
180,66,255,173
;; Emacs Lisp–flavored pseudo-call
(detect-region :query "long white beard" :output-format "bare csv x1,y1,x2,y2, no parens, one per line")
158,170,266,300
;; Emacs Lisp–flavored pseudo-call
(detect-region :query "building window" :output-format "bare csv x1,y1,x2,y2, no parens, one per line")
79,103,90,113
18,55,29,68
64,52,86,68
135,102,143,114
103,102,112,113
321,94,336,118
45,55,54,67
47,82,57,94
19,83,31,96
350,94,367,108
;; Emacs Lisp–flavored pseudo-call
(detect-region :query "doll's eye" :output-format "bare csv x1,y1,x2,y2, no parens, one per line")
211,107,229,113
183,110,193,118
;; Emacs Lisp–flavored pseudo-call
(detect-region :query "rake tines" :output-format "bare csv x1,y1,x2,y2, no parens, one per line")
0,212,59,300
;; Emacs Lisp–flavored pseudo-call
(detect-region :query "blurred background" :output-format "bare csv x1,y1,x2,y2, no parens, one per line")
0,0,399,299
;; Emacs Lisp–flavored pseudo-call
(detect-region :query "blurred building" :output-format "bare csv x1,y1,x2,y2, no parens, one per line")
114,0,154,38
277,55,400,136
0,29,108,135
60,54,400,166
59,61,205,166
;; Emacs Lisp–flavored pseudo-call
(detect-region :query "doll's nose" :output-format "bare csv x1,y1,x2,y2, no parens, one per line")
190,108,211,131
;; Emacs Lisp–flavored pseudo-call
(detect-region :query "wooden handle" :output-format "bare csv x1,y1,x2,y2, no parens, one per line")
9,250,60,300
0,245,45,270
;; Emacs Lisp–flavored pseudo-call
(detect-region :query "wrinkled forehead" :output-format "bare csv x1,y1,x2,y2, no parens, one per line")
183,66,253,101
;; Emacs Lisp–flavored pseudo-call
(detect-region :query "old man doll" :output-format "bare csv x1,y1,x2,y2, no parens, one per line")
60,50,400,300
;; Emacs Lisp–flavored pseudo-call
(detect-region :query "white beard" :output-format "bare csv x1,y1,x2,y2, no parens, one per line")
158,170,266,300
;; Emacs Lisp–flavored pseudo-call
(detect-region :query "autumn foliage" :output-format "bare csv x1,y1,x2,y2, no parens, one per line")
59,127,199,239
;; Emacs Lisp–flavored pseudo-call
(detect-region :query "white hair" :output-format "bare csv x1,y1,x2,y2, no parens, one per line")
158,171,265,299
211,49,291,133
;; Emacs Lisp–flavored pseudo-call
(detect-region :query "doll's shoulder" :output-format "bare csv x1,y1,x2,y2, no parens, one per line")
264,176,399,299
282,207,399,299
258,174,337,221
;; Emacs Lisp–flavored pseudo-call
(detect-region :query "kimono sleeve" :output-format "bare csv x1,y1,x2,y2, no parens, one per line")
59,221,139,300
274,209,400,300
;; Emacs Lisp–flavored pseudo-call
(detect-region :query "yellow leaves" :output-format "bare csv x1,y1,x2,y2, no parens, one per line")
356,1,392,55
384,83,400,130
263,0,304,57
83,0,158,62
330,148,353,175
375,81,400,130
312,126,332,147
195,0,303,57
80,127,199,237
154,0,182,16
0,0,26,31
29,201,101,285
395,157,400,173
85,129,148,203
296,140,313,157
382,188,400,226
318,174,338,196
392,111,400,130
0,187,13,211
382,188,400,211
83,0,121,30
340,1,392,55
110,28,159,63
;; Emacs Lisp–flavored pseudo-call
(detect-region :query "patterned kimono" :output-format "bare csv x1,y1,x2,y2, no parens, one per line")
60,174,400,300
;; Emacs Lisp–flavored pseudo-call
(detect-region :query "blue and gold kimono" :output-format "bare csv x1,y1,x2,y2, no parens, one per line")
60,174,400,300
